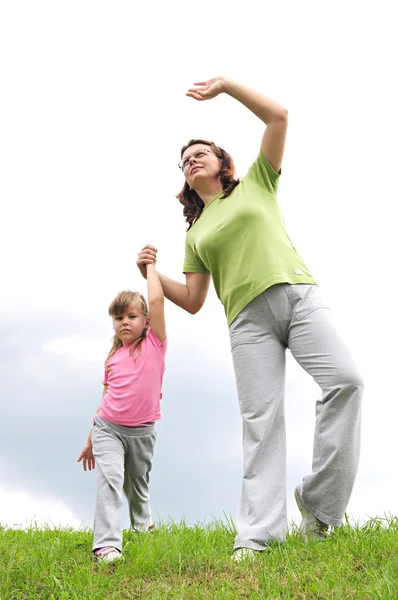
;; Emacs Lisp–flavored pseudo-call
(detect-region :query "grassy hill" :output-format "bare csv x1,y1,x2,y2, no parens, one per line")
1,517,397,599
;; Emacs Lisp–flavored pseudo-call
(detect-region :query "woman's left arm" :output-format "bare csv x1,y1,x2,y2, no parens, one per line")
187,76,288,173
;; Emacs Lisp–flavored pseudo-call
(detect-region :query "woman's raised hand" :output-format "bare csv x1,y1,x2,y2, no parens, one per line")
186,76,227,101
137,244,158,279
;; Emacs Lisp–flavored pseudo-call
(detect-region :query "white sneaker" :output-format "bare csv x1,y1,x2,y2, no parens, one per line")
94,546,124,564
231,548,257,562
294,487,329,542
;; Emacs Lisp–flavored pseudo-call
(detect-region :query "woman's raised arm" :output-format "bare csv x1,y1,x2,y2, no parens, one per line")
187,76,288,173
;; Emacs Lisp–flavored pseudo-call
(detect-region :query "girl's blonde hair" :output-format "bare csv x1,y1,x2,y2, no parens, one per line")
105,290,149,367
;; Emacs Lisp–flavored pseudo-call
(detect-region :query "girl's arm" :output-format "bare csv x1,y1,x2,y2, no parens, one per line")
77,385,108,471
138,247,211,315
146,262,166,342
186,76,288,173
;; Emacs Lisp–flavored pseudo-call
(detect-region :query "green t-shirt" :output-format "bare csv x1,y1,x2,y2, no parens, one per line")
183,151,317,326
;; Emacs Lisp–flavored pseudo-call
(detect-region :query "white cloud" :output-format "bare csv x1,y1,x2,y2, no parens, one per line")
0,486,83,530
42,335,109,366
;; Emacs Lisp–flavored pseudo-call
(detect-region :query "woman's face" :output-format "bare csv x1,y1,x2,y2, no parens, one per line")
181,144,221,188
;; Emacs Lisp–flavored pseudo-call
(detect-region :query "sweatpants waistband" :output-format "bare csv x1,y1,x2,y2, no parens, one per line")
94,415,156,437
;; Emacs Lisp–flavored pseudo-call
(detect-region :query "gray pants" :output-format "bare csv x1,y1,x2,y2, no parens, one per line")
91,415,156,552
229,284,363,551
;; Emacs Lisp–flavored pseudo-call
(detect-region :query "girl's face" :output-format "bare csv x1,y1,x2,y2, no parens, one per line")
112,303,149,346
181,144,221,188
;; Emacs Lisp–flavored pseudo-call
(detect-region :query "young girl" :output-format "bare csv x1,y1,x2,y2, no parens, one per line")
77,262,167,564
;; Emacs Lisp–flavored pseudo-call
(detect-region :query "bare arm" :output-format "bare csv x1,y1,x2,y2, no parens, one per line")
77,384,108,471
146,263,166,342
187,76,288,173
158,271,211,314
137,246,211,314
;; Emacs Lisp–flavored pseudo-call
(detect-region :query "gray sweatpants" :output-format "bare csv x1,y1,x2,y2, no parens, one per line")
229,284,363,551
91,415,156,552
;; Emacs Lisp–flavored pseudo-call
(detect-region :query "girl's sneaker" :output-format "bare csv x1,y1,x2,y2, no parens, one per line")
94,546,123,564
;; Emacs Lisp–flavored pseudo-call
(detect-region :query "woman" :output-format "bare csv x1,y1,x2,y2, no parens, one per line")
137,76,363,561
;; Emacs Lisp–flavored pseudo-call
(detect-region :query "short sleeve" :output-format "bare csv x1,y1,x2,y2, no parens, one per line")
183,236,210,274
245,152,280,194
147,328,167,349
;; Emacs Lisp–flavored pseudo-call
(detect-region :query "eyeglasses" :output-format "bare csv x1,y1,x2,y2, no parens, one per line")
178,148,215,170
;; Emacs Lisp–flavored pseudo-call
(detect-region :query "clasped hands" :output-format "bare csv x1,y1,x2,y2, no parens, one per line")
137,245,158,279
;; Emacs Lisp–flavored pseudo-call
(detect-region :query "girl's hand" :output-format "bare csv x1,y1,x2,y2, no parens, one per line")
77,442,95,471
186,76,227,101
137,244,157,279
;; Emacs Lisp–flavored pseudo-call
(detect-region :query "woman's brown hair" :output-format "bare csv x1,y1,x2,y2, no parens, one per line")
177,140,240,229
105,290,149,367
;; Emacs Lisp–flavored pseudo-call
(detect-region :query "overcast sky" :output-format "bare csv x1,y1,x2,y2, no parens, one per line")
1,0,397,531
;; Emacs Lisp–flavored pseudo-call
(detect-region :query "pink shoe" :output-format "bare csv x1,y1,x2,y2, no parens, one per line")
94,546,123,564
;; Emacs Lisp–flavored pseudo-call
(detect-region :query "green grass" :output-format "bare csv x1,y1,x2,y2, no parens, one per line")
1,516,398,599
